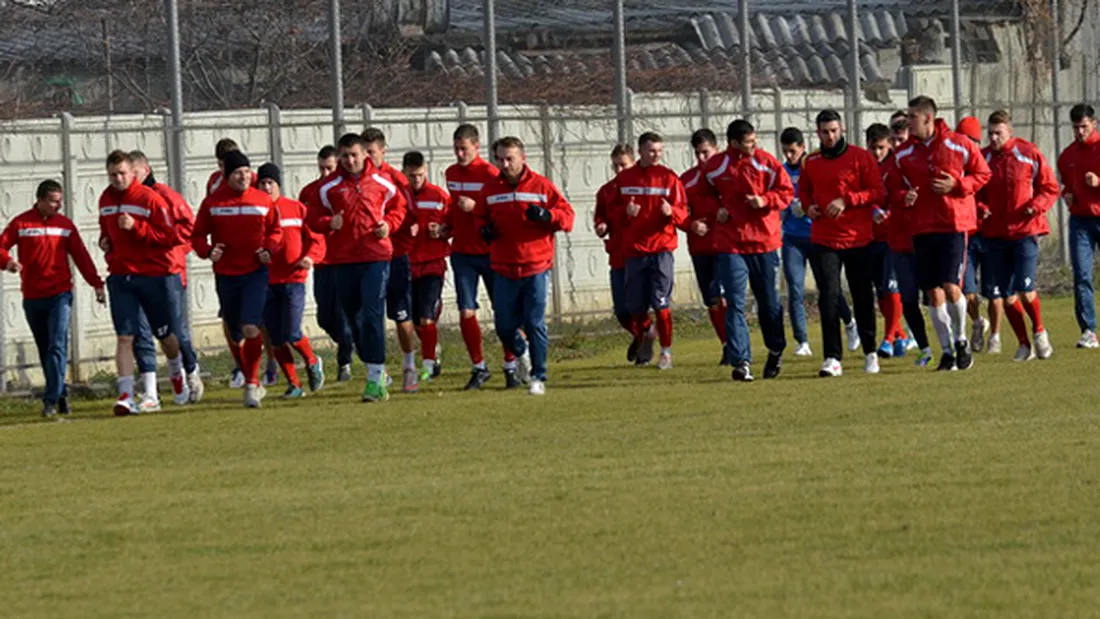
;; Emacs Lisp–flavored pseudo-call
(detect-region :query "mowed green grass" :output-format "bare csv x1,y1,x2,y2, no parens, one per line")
2,298,1100,618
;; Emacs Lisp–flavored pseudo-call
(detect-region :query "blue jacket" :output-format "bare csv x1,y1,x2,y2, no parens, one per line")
781,157,812,239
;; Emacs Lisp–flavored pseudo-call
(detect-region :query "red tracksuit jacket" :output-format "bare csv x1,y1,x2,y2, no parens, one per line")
193,186,283,276
593,178,626,270
978,138,1059,240
269,196,324,284
1057,130,1100,218
298,176,331,266
150,181,194,286
378,161,417,258
477,166,575,279
307,167,407,265
704,147,794,254
0,209,103,299
409,182,452,279
680,164,723,256
799,145,885,250
98,180,178,277
615,163,688,258
892,119,992,236
879,154,914,254
446,157,500,256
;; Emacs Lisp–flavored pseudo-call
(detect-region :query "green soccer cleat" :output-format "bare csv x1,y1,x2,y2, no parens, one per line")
362,380,389,403
418,368,433,383
282,386,306,399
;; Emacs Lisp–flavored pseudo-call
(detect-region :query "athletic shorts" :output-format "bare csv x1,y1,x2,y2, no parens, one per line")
215,267,269,332
893,251,920,305
624,251,675,316
963,234,986,296
263,282,306,346
107,274,178,339
868,241,898,297
912,232,967,292
412,275,444,324
983,236,1039,298
691,254,723,305
387,254,412,322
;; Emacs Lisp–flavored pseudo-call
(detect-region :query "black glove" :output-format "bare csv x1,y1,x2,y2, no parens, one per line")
525,205,552,223
479,223,497,242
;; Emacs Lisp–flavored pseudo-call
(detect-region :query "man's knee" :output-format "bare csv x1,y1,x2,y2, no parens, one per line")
242,324,260,339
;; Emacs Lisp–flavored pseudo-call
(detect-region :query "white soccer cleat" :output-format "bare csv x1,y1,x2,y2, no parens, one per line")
657,351,673,370
864,352,880,374
819,357,843,377
793,341,813,357
1013,344,1036,362
845,320,861,352
516,350,532,384
244,384,267,408
113,395,138,416
137,395,161,413
971,317,989,353
528,380,546,396
171,374,190,406
986,333,1002,355
1077,330,1099,349
187,370,205,403
229,368,246,389
1034,329,1053,359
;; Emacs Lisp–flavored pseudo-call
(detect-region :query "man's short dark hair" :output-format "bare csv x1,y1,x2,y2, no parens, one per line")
815,109,843,126
988,110,1012,126
129,150,149,165
727,119,755,144
1071,104,1095,123
495,136,525,152
361,127,386,146
908,95,937,115
36,179,63,200
317,145,337,160
215,138,239,161
638,131,662,148
780,127,804,147
610,143,635,159
106,149,132,167
337,133,365,150
691,129,718,149
865,123,890,145
402,150,426,169
453,124,480,143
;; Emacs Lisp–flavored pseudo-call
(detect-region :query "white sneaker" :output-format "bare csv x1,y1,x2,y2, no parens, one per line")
971,317,989,353
138,395,161,413
657,350,673,370
864,352,880,374
516,351,532,384
1034,329,1053,359
845,320,861,352
1077,330,1099,349
187,370,205,403
1013,344,1036,362
906,336,919,351
229,368,246,389
113,395,138,416
244,384,267,408
171,374,190,406
986,333,1002,355
528,380,546,396
819,357,843,377
793,341,813,357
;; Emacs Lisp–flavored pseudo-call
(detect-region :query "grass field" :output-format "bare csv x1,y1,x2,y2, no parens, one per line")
2,297,1099,618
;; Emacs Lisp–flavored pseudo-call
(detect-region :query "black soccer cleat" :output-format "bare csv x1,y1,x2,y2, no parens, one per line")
954,341,974,371
504,369,522,389
58,394,71,416
732,361,755,382
763,351,782,379
719,343,732,366
635,333,656,366
464,367,492,390
935,353,957,372
626,337,641,363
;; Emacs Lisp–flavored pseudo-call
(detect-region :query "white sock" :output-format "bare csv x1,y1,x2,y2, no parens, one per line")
948,297,969,344
474,361,487,370
367,363,385,383
119,375,135,399
423,359,436,373
402,351,416,371
661,347,672,355
503,359,518,371
167,355,184,378
189,363,200,378
142,372,157,398
930,304,954,352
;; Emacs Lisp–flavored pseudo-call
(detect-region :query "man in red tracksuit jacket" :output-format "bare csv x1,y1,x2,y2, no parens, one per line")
1,179,105,417
594,144,643,359
99,149,189,416
800,109,886,378
299,145,354,380
616,132,688,371
865,124,908,360
309,133,407,403
403,150,451,384
257,163,326,398
129,150,203,408
680,128,727,364
476,136,575,396
193,150,283,408
705,119,793,382
1058,103,1100,349
448,123,518,390
978,110,1059,362
893,96,991,372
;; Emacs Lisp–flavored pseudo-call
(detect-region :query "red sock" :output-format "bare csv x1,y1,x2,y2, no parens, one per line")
891,294,907,341
631,314,650,339
419,323,439,361
616,314,634,335
879,293,903,343
503,345,516,363
460,314,484,365
655,308,673,348
707,304,727,343
1005,299,1030,346
290,337,317,365
242,336,264,386
226,334,243,369
1022,295,1044,333
273,345,300,387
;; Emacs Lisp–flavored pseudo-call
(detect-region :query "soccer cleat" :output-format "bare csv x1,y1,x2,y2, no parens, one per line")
732,361,755,382
244,384,267,408
282,386,306,399
763,351,782,379
819,358,843,378
877,339,894,359
138,394,162,413
41,403,58,419
1077,330,1099,349
418,368,433,383
793,341,813,357
171,375,190,406
262,368,279,387
657,351,673,371
504,369,522,389
892,338,907,359
845,320,861,352
58,394,70,416
338,364,353,382
229,368,246,389
464,366,492,390
528,380,546,396
719,343,732,366
864,352,881,374
986,334,1002,355
402,368,420,394
1013,344,1036,362
384,371,393,388
187,371,205,403
433,344,444,378
306,358,325,392
971,317,989,353
626,337,641,363
935,353,957,372
113,395,138,416
1034,329,1053,359
915,348,935,368
516,351,532,384
906,336,919,351
361,380,389,403
954,341,974,371
636,328,657,366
